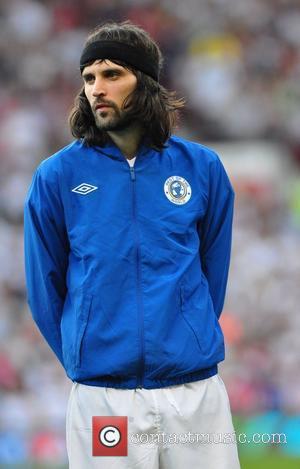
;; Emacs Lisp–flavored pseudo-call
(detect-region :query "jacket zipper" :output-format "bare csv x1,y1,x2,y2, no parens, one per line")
129,164,145,388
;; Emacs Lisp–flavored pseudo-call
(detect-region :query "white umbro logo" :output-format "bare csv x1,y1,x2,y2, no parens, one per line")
71,183,98,195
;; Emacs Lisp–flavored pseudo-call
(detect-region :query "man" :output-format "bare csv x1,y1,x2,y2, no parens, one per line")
24,21,240,469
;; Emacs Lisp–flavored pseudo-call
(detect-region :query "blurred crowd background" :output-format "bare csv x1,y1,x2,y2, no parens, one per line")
0,0,300,466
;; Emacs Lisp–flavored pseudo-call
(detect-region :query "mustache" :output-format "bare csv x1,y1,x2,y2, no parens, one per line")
93,100,117,112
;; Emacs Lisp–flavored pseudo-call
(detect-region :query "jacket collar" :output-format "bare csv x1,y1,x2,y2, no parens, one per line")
89,138,162,163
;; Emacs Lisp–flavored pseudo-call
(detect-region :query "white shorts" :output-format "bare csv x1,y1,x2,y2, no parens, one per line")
66,374,240,468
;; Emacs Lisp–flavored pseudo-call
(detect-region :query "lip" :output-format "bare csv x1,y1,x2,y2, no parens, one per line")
95,104,111,110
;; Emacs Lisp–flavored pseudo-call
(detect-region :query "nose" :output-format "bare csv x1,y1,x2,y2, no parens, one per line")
92,77,106,97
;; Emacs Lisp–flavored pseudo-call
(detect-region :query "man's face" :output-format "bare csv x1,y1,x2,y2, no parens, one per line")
82,59,138,131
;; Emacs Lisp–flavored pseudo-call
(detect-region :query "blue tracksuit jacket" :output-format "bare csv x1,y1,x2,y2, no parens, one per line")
23,135,234,389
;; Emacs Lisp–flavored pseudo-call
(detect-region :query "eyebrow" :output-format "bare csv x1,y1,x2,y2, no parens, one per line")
82,67,125,80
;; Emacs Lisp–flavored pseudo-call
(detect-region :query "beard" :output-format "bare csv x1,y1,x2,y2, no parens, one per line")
92,102,135,131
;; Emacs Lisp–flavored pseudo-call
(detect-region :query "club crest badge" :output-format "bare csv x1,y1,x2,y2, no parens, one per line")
164,176,192,205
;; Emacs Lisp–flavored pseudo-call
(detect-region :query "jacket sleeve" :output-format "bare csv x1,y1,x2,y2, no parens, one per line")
24,162,69,365
199,154,235,319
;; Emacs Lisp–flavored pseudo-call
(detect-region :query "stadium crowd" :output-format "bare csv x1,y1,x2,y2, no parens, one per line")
0,0,300,465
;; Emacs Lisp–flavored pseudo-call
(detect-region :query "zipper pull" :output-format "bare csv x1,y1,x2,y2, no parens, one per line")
130,166,136,181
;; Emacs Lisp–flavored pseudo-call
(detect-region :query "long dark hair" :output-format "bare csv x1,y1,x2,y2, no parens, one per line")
68,21,185,150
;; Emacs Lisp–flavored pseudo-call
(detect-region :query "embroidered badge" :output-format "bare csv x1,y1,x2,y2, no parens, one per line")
71,183,98,195
164,176,192,205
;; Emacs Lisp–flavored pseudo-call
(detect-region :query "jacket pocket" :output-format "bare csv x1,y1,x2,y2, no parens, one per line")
179,283,203,353
74,291,93,369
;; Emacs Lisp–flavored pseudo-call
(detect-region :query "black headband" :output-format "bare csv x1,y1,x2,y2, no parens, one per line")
80,40,159,81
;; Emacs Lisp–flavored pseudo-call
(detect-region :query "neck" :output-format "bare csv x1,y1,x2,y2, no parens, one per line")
107,123,144,159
